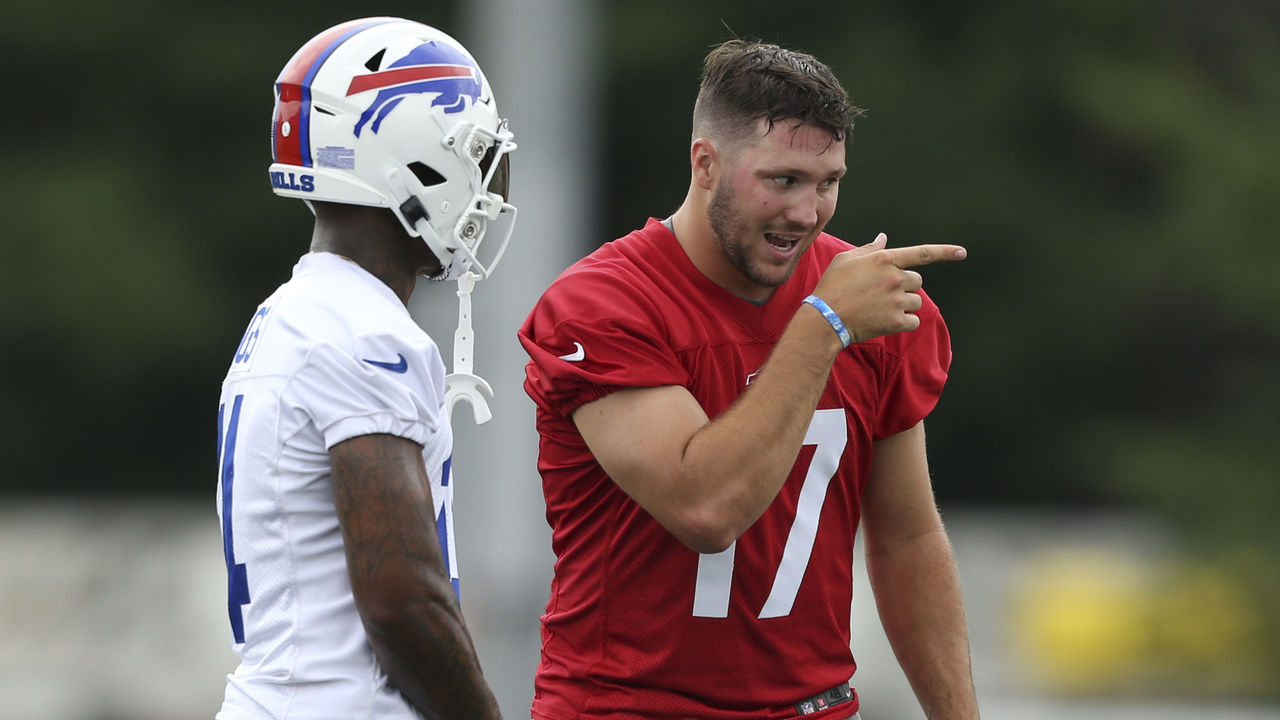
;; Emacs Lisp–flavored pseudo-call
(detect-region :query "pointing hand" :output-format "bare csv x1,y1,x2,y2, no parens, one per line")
810,233,966,343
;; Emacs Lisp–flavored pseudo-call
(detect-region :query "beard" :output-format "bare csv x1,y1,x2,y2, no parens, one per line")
706,177,805,291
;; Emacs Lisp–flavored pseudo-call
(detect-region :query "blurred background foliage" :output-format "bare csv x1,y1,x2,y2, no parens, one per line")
2,0,1277,699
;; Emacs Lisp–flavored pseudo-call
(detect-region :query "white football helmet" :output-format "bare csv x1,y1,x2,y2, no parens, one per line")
269,17,516,280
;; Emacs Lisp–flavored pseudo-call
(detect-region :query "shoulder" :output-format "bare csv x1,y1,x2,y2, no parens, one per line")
279,255,424,343
557,220,670,286
527,221,671,326
230,255,438,380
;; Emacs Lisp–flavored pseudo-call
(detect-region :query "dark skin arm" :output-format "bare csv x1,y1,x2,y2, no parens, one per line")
330,433,501,720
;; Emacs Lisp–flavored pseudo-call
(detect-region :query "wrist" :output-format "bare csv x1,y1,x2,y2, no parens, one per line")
802,295,851,348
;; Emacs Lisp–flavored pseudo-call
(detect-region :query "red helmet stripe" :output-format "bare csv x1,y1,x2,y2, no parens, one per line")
345,64,474,96
272,18,396,167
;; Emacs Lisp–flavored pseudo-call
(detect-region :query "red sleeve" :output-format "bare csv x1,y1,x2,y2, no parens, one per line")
519,263,690,418
875,289,951,439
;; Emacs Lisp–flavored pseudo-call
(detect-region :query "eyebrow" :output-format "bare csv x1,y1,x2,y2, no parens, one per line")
758,166,847,179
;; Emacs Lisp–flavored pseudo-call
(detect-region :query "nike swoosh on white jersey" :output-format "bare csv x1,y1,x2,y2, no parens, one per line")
557,342,585,362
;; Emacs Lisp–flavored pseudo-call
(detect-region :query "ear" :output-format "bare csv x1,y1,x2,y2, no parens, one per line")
690,137,719,191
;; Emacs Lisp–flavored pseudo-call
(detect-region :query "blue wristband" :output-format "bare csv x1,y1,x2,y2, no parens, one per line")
803,294,852,348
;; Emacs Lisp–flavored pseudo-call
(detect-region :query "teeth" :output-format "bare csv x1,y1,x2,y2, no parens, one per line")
766,233,796,249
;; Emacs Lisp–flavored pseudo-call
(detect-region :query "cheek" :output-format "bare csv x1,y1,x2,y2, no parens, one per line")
744,185,777,213
818,191,839,221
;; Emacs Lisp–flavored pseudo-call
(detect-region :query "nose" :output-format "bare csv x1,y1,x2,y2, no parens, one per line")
782,188,820,230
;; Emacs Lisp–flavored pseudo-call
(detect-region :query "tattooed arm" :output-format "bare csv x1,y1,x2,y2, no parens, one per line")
330,433,502,720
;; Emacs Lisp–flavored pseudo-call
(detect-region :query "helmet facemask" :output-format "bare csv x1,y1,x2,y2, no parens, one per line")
393,116,517,281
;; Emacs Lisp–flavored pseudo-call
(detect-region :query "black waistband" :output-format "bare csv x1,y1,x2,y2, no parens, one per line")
794,683,853,715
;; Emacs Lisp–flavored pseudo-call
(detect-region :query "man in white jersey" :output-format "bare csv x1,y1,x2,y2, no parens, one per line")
215,17,516,720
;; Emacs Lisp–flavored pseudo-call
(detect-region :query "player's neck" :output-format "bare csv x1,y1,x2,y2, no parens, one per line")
311,219,418,306
327,250,418,306
669,203,716,276
669,202,775,304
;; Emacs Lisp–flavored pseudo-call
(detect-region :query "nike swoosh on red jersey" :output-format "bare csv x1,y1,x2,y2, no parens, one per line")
557,342,585,362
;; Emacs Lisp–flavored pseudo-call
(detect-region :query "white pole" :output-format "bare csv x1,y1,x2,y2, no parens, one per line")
412,1,600,716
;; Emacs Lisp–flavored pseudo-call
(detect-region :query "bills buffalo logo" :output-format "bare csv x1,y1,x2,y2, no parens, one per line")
347,41,482,137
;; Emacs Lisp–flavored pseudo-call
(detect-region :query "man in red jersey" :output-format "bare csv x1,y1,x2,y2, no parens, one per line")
518,39,980,720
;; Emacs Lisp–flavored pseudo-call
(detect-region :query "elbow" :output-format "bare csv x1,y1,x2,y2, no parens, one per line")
621,465,756,554
356,574,458,636
683,533,736,555
677,528,737,555
666,505,743,555
359,595,409,635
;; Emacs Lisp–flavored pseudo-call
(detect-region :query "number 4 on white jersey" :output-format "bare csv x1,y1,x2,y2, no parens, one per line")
691,408,847,619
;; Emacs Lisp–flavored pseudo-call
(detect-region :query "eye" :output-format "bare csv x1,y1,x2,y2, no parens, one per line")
818,177,840,191
771,176,798,188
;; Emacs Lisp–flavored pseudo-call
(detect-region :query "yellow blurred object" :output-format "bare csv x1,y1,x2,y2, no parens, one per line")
1008,546,1273,698
1011,549,1151,693
1153,566,1252,661
1148,563,1269,694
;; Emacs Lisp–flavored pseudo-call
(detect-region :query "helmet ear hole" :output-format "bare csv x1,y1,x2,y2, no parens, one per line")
408,161,446,187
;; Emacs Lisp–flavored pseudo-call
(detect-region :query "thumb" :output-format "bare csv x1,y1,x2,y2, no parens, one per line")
857,232,888,253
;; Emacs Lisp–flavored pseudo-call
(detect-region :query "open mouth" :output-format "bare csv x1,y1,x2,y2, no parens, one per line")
765,232,799,251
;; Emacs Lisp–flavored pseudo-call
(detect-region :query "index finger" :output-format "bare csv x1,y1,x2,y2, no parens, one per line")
884,244,967,268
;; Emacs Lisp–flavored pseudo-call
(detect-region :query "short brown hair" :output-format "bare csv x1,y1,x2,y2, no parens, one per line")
692,39,864,149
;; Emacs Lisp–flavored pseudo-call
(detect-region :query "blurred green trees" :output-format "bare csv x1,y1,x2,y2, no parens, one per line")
595,2,1280,691
600,0,1280,563
2,0,1276,689
1,1,459,492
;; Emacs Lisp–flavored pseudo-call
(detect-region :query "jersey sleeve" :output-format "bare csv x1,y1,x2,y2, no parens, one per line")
290,338,443,449
875,290,952,438
519,266,690,418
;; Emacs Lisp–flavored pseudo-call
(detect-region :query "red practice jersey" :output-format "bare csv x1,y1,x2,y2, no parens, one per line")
518,218,951,720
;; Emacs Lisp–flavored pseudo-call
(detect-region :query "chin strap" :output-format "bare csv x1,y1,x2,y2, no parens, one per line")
444,271,494,425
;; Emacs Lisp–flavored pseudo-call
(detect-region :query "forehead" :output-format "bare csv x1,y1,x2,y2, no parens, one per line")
733,118,846,172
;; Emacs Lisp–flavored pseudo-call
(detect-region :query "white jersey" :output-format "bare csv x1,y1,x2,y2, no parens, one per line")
215,252,455,720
